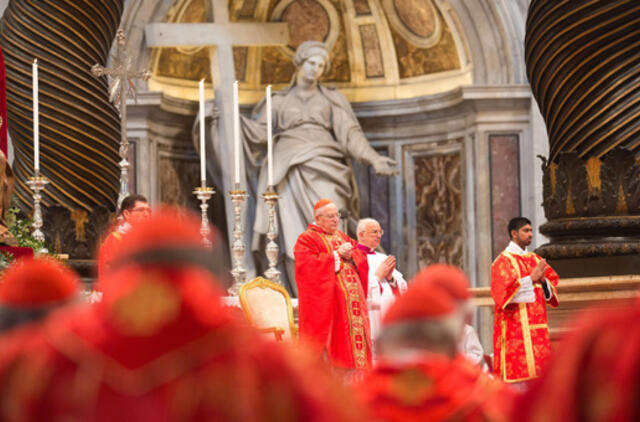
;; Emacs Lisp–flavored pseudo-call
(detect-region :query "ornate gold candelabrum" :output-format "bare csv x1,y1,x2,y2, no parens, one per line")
26,173,49,251
262,189,281,285
192,184,215,247
228,187,248,295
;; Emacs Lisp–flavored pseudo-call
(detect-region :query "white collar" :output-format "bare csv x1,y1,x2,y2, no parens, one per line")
117,221,132,234
505,241,527,255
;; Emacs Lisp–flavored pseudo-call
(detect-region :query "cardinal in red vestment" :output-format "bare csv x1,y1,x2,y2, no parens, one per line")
294,199,372,370
97,194,150,278
491,217,559,383
357,265,515,422
0,208,365,422
514,298,640,422
0,257,79,333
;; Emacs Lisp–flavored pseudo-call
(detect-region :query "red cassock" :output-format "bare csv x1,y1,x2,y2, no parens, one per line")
97,228,124,278
294,224,372,370
357,354,515,422
0,265,364,422
491,251,559,382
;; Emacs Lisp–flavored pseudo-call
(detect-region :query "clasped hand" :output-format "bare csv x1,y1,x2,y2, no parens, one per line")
375,255,396,281
531,259,548,283
338,242,353,259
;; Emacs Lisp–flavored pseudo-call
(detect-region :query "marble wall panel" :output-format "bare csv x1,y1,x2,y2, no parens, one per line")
369,163,391,252
353,0,372,15
127,139,137,195
233,47,248,82
414,146,464,269
489,134,520,259
353,149,391,252
238,0,258,18
158,155,201,210
359,24,385,78
391,25,461,79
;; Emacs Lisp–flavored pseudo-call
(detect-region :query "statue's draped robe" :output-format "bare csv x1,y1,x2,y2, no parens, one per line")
491,250,559,382
294,224,372,370
242,85,381,290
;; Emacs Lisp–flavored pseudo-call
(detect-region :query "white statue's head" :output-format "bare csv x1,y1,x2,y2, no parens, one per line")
293,41,330,84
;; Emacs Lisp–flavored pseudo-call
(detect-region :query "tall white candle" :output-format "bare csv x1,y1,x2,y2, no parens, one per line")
199,79,206,185
266,85,273,187
233,80,240,186
32,58,39,172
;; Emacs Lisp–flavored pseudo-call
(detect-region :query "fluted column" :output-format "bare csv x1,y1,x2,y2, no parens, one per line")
525,0,640,265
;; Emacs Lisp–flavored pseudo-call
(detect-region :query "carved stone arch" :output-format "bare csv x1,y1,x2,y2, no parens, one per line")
119,0,172,90
448,0,527,85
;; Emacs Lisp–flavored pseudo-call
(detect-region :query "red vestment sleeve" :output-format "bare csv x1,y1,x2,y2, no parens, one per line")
294,230,337,356
491,254,521,309
542,259,560,307
97,231,122,278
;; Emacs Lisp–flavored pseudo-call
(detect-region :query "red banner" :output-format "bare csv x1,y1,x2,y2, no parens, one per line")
0,47,7,157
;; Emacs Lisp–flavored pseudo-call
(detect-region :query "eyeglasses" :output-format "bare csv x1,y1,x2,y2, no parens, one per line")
130,207,151,214
319,213,339,219
364,229,384,235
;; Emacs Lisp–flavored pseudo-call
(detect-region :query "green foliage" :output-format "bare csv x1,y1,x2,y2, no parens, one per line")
5,205,46,251
0,200,53,272
0,250,12,271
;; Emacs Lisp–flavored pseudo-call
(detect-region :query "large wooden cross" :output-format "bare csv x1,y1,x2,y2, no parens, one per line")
145,0,288,274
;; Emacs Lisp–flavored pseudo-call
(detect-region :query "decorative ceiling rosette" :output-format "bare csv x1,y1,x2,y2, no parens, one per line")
381,0,441,49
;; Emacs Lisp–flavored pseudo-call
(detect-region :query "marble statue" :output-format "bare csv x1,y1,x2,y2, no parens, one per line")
242,41,397,293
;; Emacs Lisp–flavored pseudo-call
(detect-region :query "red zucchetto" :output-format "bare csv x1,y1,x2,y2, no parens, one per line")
313,198,333,212
0,257,79,308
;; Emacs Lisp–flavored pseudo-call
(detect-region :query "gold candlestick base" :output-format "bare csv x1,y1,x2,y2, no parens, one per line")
192,185,215,247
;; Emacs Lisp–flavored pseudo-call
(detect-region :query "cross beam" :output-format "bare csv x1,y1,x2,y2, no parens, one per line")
144,1,289,278
145,23,288,47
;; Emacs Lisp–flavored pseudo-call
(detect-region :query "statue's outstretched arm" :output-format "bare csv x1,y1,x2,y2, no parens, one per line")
332,105,398,176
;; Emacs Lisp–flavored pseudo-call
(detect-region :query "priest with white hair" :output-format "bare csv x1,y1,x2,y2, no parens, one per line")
356,218,407,345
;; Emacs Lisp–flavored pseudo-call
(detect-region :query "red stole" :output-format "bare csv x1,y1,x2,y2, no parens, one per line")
294,224,371,369
491,251,559,382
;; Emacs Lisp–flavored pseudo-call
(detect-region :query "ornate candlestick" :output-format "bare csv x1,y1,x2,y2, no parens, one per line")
91,29,151,209
192,185,215,247
26,174,49,251
227,187,248,295
262,189,281,285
